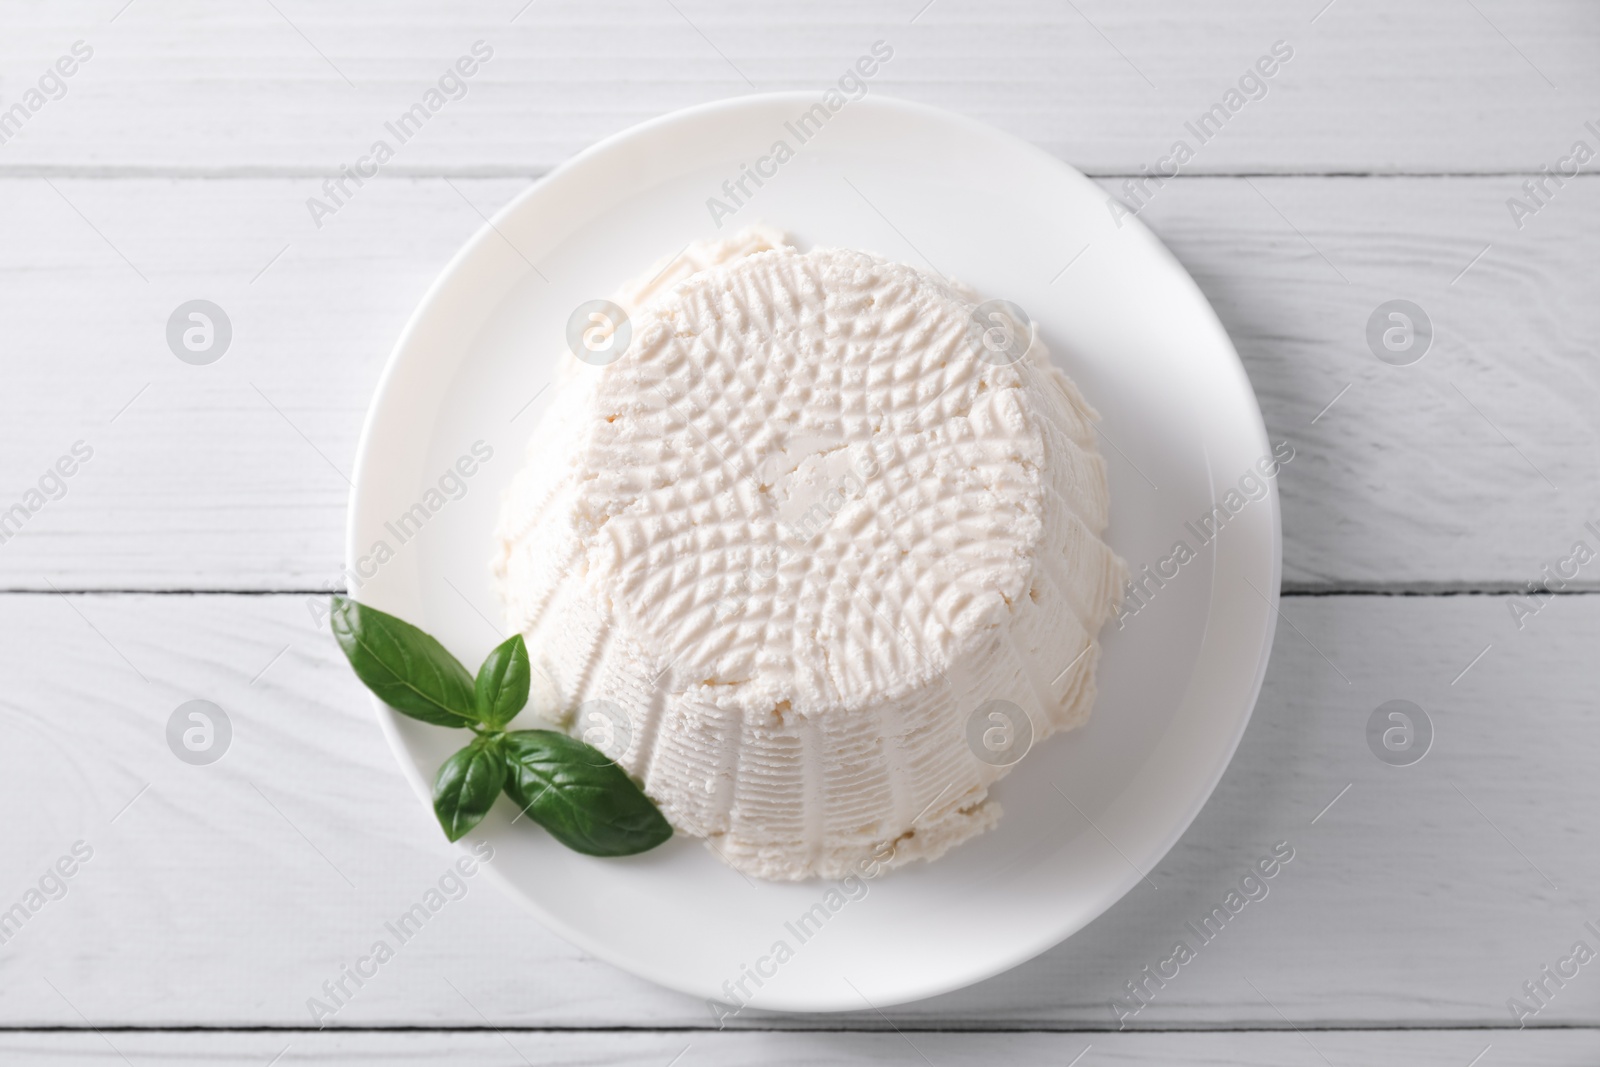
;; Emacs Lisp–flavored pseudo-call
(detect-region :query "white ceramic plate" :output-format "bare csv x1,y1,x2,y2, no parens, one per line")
347,93,1280,1013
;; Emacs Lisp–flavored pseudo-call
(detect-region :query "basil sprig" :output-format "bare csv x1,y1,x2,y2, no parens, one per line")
330,596,672,854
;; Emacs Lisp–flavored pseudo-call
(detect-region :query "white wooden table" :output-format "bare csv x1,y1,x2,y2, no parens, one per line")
3,0,1597,1063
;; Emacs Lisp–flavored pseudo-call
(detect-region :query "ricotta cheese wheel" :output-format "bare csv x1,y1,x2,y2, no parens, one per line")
494,228,1123,881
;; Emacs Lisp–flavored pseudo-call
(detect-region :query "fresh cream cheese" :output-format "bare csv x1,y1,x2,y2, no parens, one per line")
494,228,1123,880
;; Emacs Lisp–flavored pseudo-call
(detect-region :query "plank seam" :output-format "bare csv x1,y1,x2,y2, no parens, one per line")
3,167,1598,180
2,587,1594,598
0,1024,1591,1033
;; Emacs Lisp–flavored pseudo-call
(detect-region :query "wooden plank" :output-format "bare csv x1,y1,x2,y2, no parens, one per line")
0,0,1594,175
0,176,527,592
1,176,1594,589
0,1028,1588,1066
0,591,1593,1026
1131,174,1600,590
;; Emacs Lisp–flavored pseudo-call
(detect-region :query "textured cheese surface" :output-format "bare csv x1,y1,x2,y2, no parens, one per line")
494,228,1123,880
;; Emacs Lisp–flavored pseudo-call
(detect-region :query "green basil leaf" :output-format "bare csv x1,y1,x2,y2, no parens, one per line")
474,634,530,729
329,596,478,727
433,735,507,842
501,730,672,857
